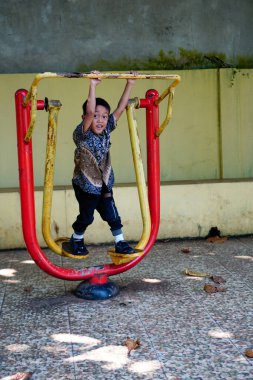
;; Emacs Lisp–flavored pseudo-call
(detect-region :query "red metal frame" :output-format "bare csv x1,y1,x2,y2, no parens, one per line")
15,88,160,281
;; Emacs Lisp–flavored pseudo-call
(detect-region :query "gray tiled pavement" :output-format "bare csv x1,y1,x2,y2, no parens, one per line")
1,237,253,379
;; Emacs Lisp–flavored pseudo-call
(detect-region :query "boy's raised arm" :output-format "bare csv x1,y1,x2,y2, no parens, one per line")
82,72,101,133
113,73,137,121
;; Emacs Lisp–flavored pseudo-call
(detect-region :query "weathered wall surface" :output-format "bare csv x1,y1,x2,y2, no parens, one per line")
1,69,253,248
2,182,253,249
0,0,253,73
1,69,253,189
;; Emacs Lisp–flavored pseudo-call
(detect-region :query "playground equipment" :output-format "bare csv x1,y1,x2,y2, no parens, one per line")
15,72,181,299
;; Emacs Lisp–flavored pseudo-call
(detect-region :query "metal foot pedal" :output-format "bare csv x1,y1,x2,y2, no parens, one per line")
108,248,143,265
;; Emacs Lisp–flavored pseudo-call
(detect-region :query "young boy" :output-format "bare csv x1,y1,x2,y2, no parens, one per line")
69,71,137,257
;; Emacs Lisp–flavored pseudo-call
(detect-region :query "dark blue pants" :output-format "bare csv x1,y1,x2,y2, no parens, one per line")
72,182,123,235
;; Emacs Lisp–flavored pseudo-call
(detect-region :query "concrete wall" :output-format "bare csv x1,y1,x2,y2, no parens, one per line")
1,0,253,73
2,181,253,249
1,68,253,248
1,69,253,189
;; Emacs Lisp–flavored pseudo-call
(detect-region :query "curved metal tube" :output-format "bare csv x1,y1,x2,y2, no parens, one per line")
23,72,181,142
15,79,173,280
126,99,151,250
42,101,64,256
42,97,151,259
156,90,174,137
15,90,158,279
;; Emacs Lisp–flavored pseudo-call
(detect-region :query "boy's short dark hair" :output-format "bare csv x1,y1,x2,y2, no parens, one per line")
82,97,111,115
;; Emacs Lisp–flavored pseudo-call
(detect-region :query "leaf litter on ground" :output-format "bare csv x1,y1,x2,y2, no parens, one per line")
184,269,227,293
181,248,191,253
203,284,227,293
207,236,228,243
245,349,253,358
124,337,141,356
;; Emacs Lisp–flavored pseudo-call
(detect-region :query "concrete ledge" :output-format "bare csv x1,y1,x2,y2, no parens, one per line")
1,181,253,249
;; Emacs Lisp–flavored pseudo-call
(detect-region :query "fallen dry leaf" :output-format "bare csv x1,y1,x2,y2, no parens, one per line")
8,373,33,380
204,284,227,293
181,248,191,253
245,348,253,358
204,284,217,293
23,286,33,293
184,268,209,277
207,236,228,244
209,275,226,284
124,337,140,355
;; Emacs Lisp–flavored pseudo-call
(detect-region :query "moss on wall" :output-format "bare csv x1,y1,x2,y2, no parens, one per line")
78,48,253,71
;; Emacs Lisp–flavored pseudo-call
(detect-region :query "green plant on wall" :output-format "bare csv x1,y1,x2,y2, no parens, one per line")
78,48,253,72
236,55,253,68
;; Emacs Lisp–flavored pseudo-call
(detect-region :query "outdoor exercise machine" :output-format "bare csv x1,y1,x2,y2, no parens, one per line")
15,72,181,299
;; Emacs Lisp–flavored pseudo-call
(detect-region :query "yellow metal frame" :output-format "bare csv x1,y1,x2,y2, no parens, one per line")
24,72,181,261
155,89,175,137
108,98,152,265
126,98,151,250
42,100,69,256
41,96,151,261
23,72,181,142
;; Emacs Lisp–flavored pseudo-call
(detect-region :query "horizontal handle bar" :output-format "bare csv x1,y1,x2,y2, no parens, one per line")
23,71,181,107
23,72,181,142
33,71,181,81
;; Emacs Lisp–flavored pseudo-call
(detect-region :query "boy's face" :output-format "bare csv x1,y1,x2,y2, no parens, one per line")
84,105,109,135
